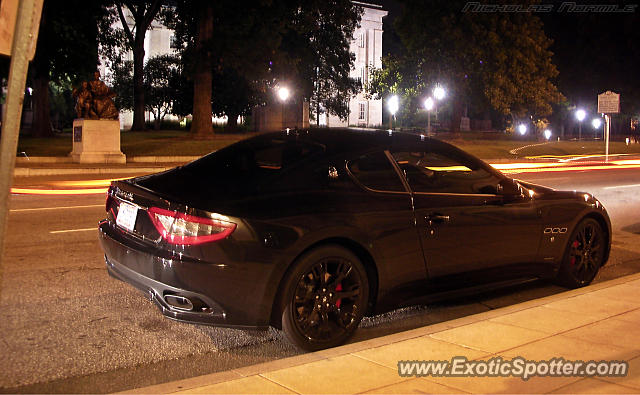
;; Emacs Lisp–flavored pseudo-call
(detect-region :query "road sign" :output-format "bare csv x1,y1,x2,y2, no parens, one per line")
598,91,620,114
0,0,19,57
0,0,41,59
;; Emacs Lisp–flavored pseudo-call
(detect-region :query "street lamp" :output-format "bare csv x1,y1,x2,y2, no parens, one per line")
544,129,552,140
278,87,290,129
424,97,434,134
518,124,527,135
592,118,602,139
433,85,446,121
388,95,399,130
575,109,586,140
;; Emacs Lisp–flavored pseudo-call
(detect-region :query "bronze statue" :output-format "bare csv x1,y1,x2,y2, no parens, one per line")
73,72,119,120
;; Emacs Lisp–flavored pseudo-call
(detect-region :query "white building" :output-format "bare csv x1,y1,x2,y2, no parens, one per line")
323,2,387,128
102,2,387,130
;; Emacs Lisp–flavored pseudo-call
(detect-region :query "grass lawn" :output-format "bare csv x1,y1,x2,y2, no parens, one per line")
17,130,252,157
16,129,640,160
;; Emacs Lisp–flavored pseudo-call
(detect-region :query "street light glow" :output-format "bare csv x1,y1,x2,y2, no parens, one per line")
592,118,602,129
544,129,552,140
424,97,434,111
277,87,290,102
518,124,527,135
388,95,399,115
433,86,446,101
575,109,586,121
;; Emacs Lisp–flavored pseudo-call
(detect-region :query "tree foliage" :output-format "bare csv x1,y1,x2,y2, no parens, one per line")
29,0,109,137
165,0,362,135
278,0,362,122
144,54,183,129
110,54,185,129
376,0,563,131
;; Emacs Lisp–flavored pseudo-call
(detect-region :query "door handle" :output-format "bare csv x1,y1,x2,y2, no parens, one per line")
425,213,450,224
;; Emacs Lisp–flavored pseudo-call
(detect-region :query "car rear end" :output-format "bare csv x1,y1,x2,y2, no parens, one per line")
99,178,275,328
98,132,334,329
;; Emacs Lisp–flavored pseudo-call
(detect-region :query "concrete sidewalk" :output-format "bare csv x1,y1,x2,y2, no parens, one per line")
125,273,640,394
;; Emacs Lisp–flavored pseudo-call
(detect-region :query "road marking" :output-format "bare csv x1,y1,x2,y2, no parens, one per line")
603,184,640,190
50,227,96,234
10,204,104,212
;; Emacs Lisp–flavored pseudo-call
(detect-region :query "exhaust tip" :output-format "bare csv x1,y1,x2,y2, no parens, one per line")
164,294,194,311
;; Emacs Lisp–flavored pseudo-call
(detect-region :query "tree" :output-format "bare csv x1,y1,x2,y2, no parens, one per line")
144,55,182,129
166,0,361,136
29,0,108,137
278,0,362,123
113,0,163,131
166,0,286,137
393,0,563,132
110,60,134,113
367,55,425,126
211,67,261,130
110,55,185,129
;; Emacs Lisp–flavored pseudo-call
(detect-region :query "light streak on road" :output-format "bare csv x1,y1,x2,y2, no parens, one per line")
10,204,104,212
50,227,96,234
49,178,128,187
524,153,635,162
499,164,640,175
603,184,640,190
11,187,108,195
10,158,640,195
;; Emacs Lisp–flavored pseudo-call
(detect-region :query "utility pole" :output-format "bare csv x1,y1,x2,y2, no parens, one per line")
0,0,44,298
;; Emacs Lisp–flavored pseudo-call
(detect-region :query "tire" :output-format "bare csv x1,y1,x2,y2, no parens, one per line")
279,245,369,351
557,218,606,288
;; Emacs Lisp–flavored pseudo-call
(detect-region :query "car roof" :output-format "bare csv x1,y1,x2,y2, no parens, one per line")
253,127,452,156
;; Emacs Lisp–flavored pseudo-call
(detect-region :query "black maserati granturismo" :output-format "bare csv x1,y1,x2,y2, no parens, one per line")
99,128,611,350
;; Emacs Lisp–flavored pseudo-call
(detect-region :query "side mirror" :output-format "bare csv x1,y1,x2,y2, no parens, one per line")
499,179,525,202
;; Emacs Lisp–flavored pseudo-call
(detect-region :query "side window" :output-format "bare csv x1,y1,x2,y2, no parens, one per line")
392,150,500,194
348,151,405,192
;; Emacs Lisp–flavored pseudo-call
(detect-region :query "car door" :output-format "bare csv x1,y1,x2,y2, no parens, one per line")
390,143,543,278
346,150,427,287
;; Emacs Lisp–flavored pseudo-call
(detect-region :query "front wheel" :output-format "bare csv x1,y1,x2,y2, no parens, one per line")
557,218,606,288
280,245,369,351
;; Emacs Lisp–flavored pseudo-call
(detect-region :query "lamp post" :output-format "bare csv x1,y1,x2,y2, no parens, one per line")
424,97,434,135
433,85,445,122
278,87,290,129
575,109,586,140
592,118,602,139
388,95,399,130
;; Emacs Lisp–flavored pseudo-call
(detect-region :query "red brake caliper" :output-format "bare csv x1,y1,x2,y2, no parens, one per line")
571,240,579,265
335,283,342,308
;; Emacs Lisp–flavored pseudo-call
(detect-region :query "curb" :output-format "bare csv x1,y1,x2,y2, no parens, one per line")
122,272,640,394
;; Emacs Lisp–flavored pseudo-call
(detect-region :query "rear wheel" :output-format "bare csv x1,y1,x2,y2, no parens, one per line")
557,218,606,288
280,245,369,351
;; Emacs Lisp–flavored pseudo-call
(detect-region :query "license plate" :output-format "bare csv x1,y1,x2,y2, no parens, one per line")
116,202,138,232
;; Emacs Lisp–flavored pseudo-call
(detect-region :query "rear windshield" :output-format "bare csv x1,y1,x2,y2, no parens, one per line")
181,136,326,194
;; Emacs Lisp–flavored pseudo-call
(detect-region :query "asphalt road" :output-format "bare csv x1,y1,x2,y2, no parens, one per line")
1,168,640,393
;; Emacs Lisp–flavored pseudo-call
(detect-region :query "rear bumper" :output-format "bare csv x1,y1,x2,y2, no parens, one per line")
99,222,272,329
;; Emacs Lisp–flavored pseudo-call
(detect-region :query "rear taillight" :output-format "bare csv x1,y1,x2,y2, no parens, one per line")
147,207,236,245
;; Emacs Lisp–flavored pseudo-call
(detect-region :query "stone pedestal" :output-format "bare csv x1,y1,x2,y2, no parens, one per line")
70,119,126,164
